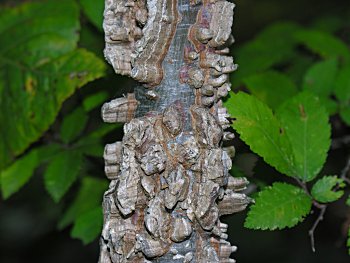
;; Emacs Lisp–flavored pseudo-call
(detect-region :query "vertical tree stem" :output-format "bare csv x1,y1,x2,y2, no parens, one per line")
99,0,251,262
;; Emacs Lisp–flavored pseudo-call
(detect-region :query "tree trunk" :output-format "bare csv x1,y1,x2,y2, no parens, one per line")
99,0,251,262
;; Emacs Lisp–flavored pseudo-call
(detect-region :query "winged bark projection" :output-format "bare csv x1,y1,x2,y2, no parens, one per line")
100,0,251,262
104,0,179,86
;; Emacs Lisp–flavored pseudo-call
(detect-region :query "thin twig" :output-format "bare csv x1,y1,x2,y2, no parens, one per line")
294,178,311,197
308,155,350,252
309,205,327,253
293,178,325,252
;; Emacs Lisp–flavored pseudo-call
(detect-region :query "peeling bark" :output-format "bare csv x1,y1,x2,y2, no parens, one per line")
99,0,251,262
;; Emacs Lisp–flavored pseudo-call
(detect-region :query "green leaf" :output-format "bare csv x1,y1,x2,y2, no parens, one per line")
44,150,83,202
225,92,296,177
284,54,315,87
302,59,338,97
74,123,122,157
0,0,79,61
233,22,300,84
0,0,106,170
311,176,345,203
83,123,123,139
1,144,61,199
276,92,331,181
1,150,39,199
334,66,350,124
71,206,103,244
334,66,350,102
226,92,331,181
346,195,350,206
77,138,104,157
58,176,108,229
294,29,350,63
82,91,109,112
60,107,89,144
229,166,246,178
319,96,338,115
245,182,312,230
243,71,298,110
339,107,350,126
79,25,104,58
311,16,343,33
79,0,104,31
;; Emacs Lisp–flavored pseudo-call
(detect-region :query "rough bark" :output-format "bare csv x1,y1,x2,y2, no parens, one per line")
99,0,251,262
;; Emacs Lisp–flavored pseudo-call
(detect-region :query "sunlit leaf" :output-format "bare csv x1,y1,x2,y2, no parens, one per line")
276,92,331,181
245,182,312,230
225,92,296,177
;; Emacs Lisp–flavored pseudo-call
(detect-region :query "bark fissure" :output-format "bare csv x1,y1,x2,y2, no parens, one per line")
100,0,251,262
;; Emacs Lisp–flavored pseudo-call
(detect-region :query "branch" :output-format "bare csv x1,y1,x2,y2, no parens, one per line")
307,155,350,252
293,177,325,252
294,177,311,197
308,205,327,253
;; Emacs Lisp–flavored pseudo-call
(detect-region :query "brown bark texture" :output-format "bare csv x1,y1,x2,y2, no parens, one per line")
99,0,252,262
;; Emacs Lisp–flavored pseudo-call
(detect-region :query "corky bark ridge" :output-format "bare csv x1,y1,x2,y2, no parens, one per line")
99,0,251,262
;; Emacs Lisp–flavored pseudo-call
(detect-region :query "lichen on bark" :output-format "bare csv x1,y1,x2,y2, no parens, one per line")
99,0,251,262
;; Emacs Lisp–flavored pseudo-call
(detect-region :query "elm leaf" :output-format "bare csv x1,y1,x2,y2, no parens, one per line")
311,176,345,203
294,29,350,63
79,0,104,31
302,59,338,98
225,92,296,177
243,71,297,110
233,22,300,84
276,92,331,181
71,206,103,244
0,0,106,170
60,107,89,144
1,144,61,199
82,91,109,112
58,176,107,229
245,182,312,230
44,150,83,202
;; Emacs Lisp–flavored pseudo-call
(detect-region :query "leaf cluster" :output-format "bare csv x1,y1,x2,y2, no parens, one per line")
226,19,350,253
0,0,120,244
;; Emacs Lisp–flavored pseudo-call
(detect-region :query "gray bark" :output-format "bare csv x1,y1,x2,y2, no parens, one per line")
99,0,251,262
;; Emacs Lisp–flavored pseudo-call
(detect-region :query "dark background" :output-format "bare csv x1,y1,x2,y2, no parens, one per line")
1,0,350,262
